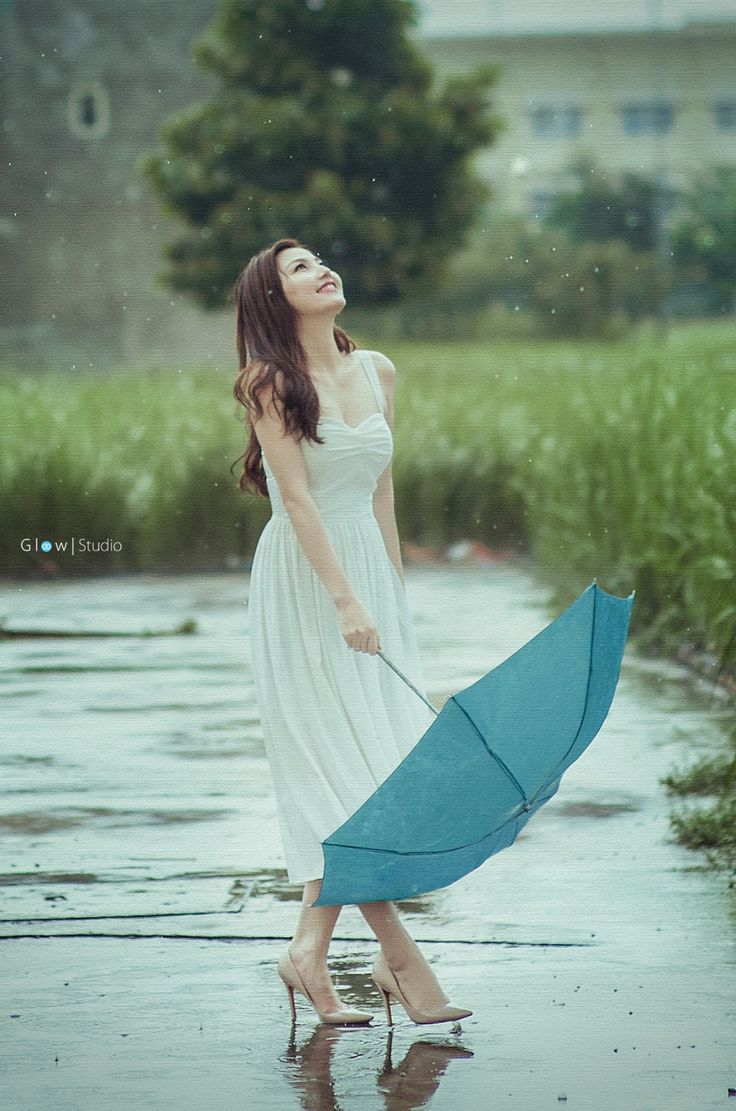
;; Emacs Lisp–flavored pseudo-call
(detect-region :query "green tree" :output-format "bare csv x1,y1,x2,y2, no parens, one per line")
142,0,504,308
542,162,661,253
669,166,736,314
441,211,667,337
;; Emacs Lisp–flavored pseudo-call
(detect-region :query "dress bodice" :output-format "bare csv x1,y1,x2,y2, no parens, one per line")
261,351,393,521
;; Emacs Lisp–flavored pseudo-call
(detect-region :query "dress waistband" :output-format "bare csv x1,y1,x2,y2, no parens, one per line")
269,508,375,523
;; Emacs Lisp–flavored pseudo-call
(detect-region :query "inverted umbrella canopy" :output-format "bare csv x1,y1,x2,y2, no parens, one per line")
312,580,635,907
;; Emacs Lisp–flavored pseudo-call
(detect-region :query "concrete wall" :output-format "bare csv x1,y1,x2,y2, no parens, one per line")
0,0,233,370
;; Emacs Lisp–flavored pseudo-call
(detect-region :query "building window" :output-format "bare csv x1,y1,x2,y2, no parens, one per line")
67,81,110,139
620,100,674,136
529,104,581,139
714,99,736,131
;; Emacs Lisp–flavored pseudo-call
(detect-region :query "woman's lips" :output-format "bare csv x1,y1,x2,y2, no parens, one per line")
317,281,338,293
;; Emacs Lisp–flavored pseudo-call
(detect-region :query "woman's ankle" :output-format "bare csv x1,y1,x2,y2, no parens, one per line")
289,938,330,964
380,939,422,972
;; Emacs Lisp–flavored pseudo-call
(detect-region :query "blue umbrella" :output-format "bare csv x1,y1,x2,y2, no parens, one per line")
311,580,635,907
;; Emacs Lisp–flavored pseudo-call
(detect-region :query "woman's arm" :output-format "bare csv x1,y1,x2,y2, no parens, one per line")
373,472,405,586
370,352,405,586
250,370,383,653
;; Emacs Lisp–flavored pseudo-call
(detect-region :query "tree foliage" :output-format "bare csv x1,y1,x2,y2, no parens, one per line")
541,162,662,254
440,212,666,337
142,0,504,308
669,166,736,313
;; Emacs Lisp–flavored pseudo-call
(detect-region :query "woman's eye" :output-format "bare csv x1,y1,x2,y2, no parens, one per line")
295,259,326,271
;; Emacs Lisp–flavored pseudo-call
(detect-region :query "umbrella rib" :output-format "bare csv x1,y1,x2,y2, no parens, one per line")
449,695,528,803
549,581,597,779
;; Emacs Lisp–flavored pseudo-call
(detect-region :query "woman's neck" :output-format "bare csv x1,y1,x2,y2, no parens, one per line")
299,315,346,378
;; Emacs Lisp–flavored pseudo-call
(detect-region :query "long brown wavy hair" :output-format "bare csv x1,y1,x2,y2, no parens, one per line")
230,237,357,497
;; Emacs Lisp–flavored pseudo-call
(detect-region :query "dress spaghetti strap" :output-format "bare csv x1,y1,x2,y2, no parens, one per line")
358,351,386,416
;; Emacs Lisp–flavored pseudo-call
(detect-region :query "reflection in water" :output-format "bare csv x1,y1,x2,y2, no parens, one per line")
281,1024,473,1111
282,1025,343,1111
377,1031,474,1111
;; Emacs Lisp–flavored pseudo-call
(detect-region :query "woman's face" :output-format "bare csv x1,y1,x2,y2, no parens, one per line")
276,247,346,317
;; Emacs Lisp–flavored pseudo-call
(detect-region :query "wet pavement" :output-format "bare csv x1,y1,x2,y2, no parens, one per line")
1,563,734,1110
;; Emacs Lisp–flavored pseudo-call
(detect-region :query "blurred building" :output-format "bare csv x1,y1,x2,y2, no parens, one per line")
0,0,222,369
421,17,736,219
1,2,735,367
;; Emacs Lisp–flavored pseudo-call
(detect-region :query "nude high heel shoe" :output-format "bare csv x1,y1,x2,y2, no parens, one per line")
371,951,473,1026
277,946,374,1026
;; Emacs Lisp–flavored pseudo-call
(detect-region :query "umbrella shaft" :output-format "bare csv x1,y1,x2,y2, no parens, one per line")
376,650,439,716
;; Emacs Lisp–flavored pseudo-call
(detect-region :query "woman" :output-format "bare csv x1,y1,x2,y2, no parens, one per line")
233,237,472,1028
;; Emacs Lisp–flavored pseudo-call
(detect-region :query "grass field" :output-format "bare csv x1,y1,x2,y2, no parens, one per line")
3,321,734,657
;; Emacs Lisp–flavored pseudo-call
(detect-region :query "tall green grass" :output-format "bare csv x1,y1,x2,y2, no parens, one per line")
391,323,736,670
2,321,734,672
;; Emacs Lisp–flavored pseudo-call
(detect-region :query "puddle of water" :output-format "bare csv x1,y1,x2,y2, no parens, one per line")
553,800,642,818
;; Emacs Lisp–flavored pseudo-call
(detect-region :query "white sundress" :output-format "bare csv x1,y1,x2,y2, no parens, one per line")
247,349,436,884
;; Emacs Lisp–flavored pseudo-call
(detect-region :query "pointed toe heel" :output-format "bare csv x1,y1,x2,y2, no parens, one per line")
371,952,472,1026
277,947,374,1026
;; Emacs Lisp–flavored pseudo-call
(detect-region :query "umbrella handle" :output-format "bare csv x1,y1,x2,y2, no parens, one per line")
376,650,440,717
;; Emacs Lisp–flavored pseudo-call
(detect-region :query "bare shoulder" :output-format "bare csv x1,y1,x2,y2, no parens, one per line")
364,350,396,395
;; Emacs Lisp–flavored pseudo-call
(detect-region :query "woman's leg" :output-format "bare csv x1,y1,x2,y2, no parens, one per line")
358,899,450,1012
287,878,346,1014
